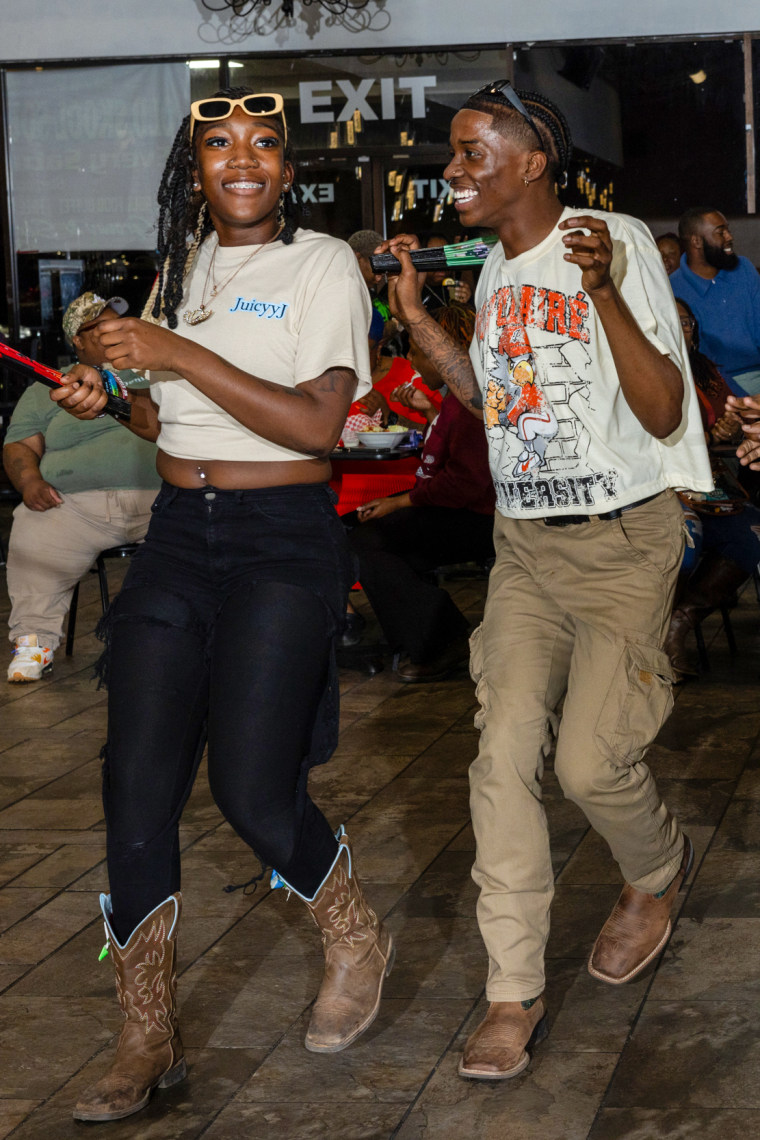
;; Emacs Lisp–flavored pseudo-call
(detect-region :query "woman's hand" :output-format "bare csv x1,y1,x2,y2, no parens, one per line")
390,382,437,422
356,492,411,522
49,364,108,419
559,215,614,296
92,317,181,373
711,410,742,443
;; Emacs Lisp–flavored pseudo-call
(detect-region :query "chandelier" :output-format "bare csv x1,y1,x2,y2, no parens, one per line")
201,0,371,16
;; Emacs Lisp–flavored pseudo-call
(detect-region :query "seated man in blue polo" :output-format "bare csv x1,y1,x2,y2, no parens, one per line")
670,207,760,395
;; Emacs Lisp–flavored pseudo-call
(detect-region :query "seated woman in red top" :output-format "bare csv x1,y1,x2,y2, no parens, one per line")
345,305,495,682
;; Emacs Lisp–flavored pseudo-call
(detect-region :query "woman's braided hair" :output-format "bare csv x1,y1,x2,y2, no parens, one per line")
462,86,573,185
146,86,301,329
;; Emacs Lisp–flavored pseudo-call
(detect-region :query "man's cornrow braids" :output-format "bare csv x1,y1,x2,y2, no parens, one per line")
519,91,573,182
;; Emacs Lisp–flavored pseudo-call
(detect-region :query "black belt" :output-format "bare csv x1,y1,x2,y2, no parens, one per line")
541,492,661,527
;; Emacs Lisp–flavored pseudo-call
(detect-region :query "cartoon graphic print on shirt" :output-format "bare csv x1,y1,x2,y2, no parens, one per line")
476,282,621,513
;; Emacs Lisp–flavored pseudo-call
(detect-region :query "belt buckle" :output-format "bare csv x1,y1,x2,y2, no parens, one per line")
544,514,587,527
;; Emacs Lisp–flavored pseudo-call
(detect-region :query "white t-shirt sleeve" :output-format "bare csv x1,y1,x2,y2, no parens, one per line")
610,216,685,363
293,250,372,399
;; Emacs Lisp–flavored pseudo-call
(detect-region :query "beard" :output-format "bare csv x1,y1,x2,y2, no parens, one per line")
703,240,739,271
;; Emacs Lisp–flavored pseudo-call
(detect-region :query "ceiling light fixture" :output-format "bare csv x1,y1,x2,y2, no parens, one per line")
201,0,371,17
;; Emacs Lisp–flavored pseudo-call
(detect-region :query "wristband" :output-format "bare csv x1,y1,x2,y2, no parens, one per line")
97,367,129,401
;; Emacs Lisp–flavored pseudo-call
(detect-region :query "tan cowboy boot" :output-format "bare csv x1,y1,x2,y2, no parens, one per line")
588,835,693,985
459,996,548,1080
272,829,395,1053
73,893,186,1122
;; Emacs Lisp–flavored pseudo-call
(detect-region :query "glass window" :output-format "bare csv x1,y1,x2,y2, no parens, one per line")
4,61,206,359
515,40,747,219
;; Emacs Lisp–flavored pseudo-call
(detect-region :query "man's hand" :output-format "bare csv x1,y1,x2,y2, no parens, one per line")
22,479,63,511
356,492,411,521
375,235,426,326
727,394,760,467
559,215,614,296
559,214,682,437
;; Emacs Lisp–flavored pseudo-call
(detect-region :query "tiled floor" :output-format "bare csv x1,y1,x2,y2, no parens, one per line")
1,507,759,1139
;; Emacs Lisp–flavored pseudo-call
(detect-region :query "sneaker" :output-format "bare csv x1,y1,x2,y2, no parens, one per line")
7,636,54,683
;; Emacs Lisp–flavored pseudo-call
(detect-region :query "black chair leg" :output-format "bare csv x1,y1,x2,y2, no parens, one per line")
720,604,738,655
96,556,110,612
65,544,138,655
66,583,79,657
694,624,710,672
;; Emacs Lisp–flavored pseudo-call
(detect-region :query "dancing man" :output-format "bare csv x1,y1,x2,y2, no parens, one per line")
381,79,712,1080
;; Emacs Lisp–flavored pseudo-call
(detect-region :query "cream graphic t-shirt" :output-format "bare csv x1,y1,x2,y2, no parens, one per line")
470,207,713,519
150,228,372,463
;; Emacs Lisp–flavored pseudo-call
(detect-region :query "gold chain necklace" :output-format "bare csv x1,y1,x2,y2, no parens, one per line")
183,224,284,326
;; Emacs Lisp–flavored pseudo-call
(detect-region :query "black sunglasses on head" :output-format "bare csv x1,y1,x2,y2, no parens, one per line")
470,80,546,153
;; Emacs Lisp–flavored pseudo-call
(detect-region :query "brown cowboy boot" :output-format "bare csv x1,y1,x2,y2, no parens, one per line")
588,835,693,985
73,893,186,1122
272,830,395,1053
459,996,548,1080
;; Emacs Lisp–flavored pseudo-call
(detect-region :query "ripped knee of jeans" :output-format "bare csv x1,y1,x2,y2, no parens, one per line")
94,584,208,690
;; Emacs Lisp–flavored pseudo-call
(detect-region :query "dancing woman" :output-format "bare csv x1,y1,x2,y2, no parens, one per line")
54,89,394,1122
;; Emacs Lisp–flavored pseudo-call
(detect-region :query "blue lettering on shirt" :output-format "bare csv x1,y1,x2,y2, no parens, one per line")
229,297,289,319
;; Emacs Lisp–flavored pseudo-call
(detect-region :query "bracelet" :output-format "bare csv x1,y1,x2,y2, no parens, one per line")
97,367,129,401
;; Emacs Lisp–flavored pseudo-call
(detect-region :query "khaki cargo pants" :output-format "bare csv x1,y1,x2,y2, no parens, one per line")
469,489,686,1001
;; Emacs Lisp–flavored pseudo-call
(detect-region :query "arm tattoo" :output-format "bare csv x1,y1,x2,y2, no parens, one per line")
3,443,42,490
305,368,357,397
405,317,483,414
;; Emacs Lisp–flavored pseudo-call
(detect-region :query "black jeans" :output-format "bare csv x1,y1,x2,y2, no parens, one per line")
345,504,495,662
100,482,354,941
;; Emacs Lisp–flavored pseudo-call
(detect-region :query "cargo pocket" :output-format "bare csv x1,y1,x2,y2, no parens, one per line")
469,623,489,732
594,641,674,765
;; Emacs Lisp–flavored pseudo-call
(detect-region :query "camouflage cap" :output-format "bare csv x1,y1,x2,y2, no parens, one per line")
62,292,128,346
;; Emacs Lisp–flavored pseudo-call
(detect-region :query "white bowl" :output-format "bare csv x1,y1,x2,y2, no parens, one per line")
356,431,406,450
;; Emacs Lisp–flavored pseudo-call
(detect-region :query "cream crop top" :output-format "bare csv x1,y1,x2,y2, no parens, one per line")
149,228,373,463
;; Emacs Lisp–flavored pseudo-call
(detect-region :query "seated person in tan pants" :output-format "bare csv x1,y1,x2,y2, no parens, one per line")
3,292,159,682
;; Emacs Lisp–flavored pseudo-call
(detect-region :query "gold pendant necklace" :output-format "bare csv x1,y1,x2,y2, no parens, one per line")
183,224,284,327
